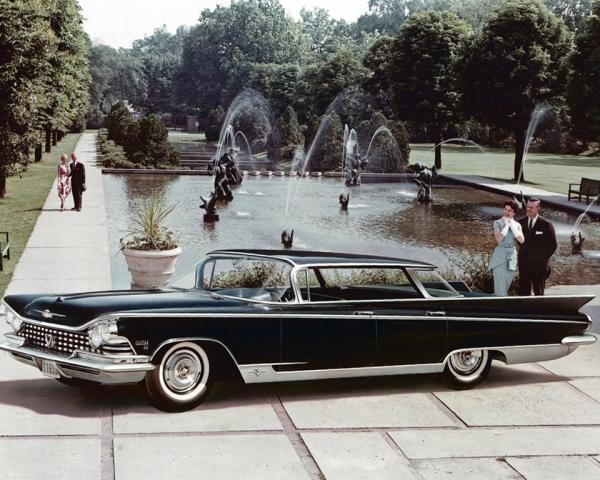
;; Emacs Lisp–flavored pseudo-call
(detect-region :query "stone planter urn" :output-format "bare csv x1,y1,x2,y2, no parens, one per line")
122,247,182,288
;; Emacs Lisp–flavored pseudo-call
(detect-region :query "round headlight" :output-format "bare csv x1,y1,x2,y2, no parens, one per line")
89,328,103,349
5,310,16,329
99,322,118,343
12,315,22,332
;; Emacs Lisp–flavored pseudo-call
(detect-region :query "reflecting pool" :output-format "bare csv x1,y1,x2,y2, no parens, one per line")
103,174,600,289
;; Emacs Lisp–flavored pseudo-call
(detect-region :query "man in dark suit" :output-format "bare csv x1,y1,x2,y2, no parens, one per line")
517,198,557,295
68,153,86,211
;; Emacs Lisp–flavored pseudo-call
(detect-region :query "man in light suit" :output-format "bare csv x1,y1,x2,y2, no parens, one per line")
517,198,557,295
68,153,86,211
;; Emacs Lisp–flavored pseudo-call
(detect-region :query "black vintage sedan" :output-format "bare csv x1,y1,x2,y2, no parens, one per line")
0,249,596,411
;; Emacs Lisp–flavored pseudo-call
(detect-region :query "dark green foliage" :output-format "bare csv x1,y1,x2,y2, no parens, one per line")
176,0,305,113
274,106,304,162
358,112,410,171
97,129,135,168
462,0,572,179
567,1,600,144
386,11,470,169
309,113,344,171
105,102,135,147
0,0,89,197
206,107,225,142
104,106,179,167
301,51,370,122
248,64,301,116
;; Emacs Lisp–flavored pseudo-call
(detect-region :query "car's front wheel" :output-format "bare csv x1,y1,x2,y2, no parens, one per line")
444,349,491,389
143,342,212,412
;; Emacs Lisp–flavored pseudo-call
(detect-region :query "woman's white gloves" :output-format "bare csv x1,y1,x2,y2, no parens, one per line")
509,220,523,237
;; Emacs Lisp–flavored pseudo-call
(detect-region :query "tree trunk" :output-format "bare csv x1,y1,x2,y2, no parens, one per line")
52,130,57,146
45,129,52,153
434,130,443,169
57,131,64,142
0,175,6,198
514,127,525,182
35,144,42,162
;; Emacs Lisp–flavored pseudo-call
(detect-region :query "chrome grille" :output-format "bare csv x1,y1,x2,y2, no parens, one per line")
19,323,99,356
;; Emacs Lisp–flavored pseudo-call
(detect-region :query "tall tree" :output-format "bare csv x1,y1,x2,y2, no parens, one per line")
462,0,572,180
131,26,187,113
39,0,90,152
568,0,600,143
176,0,304,114
544,0,594,32
0,0,54,197
387,10,470,168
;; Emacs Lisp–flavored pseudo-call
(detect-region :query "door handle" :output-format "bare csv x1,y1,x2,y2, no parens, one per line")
354,311,374,315
426,311,446,316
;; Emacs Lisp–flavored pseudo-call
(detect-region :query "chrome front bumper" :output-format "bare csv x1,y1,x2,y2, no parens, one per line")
0,333,155,384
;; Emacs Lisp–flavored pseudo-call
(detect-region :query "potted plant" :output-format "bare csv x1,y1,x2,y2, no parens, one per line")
120,193,181,288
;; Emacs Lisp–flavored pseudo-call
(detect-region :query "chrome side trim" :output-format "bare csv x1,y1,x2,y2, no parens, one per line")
562,334,597,346
444,343,575,366
238,362,444,383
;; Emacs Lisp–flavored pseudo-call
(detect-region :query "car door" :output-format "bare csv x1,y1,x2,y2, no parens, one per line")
278,268,376,370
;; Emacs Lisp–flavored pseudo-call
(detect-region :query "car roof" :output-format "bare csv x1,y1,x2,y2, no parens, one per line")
207,249,435,268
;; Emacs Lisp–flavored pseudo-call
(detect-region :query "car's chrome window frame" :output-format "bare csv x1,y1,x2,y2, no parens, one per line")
407,267,462,298
291,263,429,304
169,254,300,304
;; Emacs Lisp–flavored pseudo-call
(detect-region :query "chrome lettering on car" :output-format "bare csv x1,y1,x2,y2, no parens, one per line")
135,340,149,350
43,333,56,349
34,309,66,319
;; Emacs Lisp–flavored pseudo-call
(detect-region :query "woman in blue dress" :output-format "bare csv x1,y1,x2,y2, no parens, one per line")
489,200,525,296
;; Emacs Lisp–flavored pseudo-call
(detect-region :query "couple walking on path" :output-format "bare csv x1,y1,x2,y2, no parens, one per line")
490,197,557,296
57,152,86,211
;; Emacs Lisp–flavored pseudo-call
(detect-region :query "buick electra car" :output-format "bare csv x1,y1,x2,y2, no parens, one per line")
0,250,596,412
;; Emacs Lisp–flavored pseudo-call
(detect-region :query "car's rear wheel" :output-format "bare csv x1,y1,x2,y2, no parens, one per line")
143,342,212,412
444,349,491,389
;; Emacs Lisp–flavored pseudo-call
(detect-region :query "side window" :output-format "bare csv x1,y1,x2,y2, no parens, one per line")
302,267,420,301
296,269,320,301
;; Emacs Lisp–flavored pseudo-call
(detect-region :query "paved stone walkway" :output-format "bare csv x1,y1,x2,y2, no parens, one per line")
1,145,599,479
441,174,600,218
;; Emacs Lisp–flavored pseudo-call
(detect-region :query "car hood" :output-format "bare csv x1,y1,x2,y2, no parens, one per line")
4,289,247,328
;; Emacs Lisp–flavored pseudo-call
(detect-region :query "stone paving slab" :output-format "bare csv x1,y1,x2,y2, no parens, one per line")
414,458,521,480
506,456,600,480
281,392,457,429
0,438,101,480
10,260,110,280
6,246,110,264
301,432,417,480
6,278,111,295
113,434,310,480
538,340,600,377
434,382,600,426
0,378,101,436
569,378,600,403
389,427,600,459
113,402,283,434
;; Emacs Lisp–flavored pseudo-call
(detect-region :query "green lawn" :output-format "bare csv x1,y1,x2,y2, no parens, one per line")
0,133,82,297
168,131,207,143
410,144,600,194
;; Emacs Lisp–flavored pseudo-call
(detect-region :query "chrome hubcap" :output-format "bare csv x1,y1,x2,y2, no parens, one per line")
164,350,202,393
450,350,483,375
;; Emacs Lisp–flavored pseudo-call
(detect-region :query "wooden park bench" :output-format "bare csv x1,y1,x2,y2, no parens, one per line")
0,232,10,271
568,178,600,205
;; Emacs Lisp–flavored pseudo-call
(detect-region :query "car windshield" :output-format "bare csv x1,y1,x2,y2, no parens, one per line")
408,269,461,297
167,256,294,302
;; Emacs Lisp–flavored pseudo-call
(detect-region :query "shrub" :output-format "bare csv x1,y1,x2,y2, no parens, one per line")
206,106,225,142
